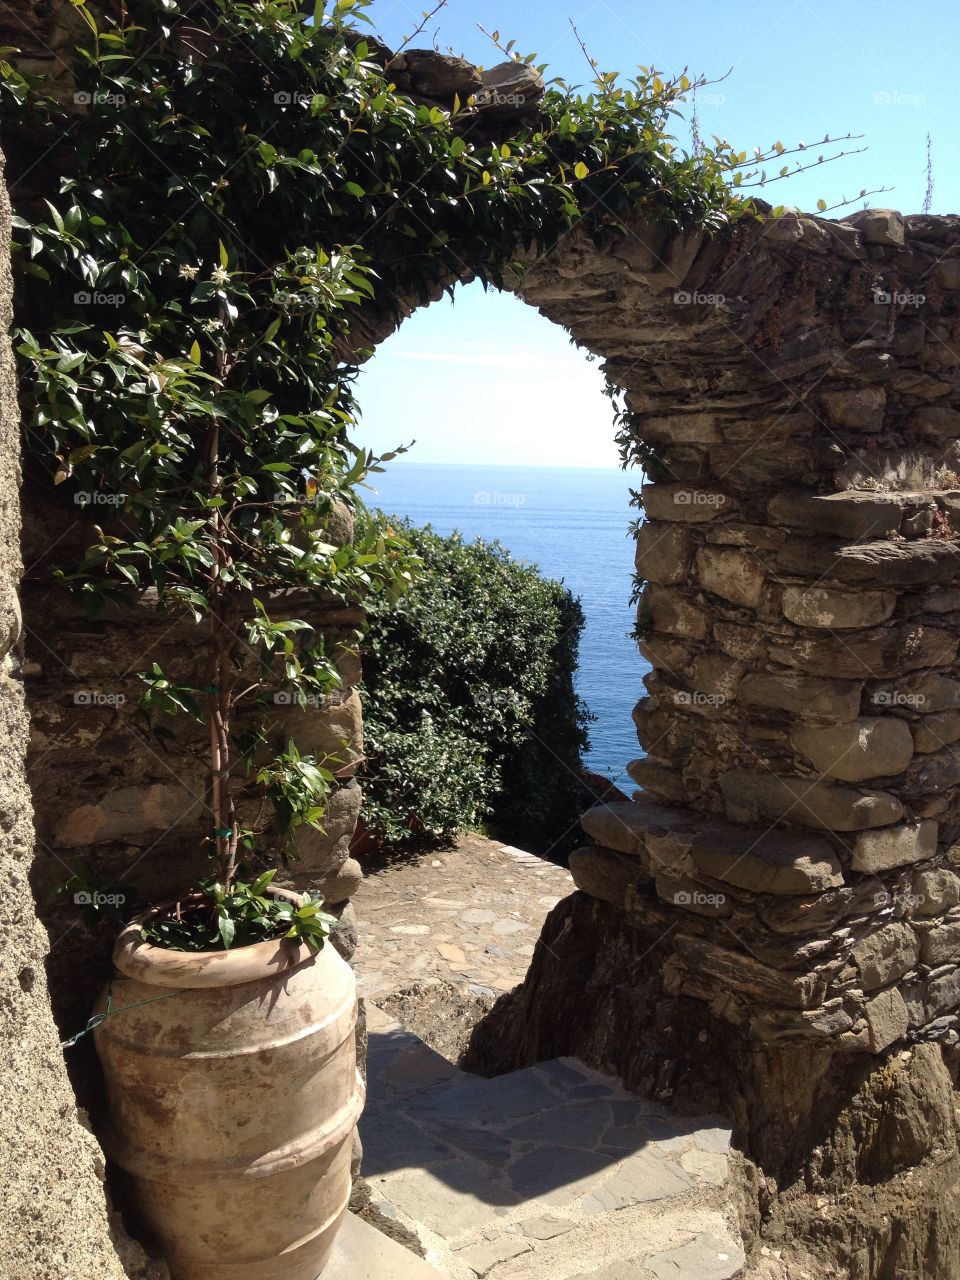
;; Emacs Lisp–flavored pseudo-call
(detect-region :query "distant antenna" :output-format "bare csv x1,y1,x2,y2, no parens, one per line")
923,133,934,215
691,85,701,155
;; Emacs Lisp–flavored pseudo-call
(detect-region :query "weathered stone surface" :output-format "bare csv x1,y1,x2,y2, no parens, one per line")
569,845,648,906
790,717,914,782
915,405,960,443
313,856,362,904
674,936,824,1009
768,623,957,679
626,758,687,804
922,922,960,968
634,522,693,585
283,688,363,772
781,585,897,630
863,987,910,1052
695,545,766,608
690,653,745,701
778,538,960,587
643,585,710,639
290,779,362,875
768,491,908,539
688,823,844,895
640,483,736,523
850,924,919,990
739,672,863,721
821,386,886,432
912,710,960,754
54,782,204,847
394,49,482,100
845,207,905,247
720,770,903,831
912,869,960,917
581,799,700,877
851,820,939,873
476,60,545,114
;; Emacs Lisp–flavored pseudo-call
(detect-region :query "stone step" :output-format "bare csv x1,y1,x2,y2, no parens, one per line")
360,1006,744,1280
326,1209,446,1279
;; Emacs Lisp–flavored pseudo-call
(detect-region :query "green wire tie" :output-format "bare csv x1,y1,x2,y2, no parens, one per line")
214,827,233,838
60,982,183,1049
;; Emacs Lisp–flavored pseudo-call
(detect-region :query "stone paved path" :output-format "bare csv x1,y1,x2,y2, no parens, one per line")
360,1005,746,1280
352,834,574,1001
353,836,746,1279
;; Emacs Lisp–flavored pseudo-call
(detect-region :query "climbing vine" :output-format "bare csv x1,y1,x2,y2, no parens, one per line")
0,0,755,942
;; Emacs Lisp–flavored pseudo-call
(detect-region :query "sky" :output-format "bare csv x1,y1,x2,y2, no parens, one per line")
353,0,960,468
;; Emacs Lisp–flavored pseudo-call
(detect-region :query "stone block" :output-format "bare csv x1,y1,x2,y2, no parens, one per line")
926,967,960,1019
581,798,698,870
921,922,960,967
569,845,649,906
634,522,693,585
768,622,956,679
845,207,905,246
720,770,903,831
912,710,960,754
688,822,844,894
850,923,919,990
911,868,960,917
781,585,896,630
864,988,910,1052
790,717,914,782
674,936,824,1009
778,538,960,588
695,545,766,608
279,688,363,773
739,672,863,721
851,819,939,873
640,483,736,523
915,405,960,443
626,759,687,804
53,783,204,847
314,856,363,904
690,653,745,701
768,491,908,539
290,780,361,876
820,386,886,432
643,585,710,639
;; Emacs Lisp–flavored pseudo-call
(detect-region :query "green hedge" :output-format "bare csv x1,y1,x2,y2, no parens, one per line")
360,518,592,857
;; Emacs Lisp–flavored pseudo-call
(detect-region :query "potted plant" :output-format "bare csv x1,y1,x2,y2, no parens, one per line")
11,64,415,1280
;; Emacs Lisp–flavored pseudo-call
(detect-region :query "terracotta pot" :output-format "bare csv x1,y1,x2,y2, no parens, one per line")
93,892,364,1280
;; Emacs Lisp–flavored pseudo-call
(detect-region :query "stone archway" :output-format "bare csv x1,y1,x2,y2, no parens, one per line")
348,191,960,1273
5,9,960,1274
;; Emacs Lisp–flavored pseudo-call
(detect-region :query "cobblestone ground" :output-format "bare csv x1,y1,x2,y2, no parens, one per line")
352,834,574,1002
352,836,747,1280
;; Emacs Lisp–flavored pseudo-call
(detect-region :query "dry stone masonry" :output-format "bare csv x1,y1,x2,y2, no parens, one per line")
513,206,960,1058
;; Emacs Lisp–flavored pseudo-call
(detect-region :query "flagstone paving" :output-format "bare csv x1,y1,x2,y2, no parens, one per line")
352,834,574,1002
359,1004,746,1280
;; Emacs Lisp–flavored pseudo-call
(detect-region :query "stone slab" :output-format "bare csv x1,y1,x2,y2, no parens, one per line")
324,1211,445,1280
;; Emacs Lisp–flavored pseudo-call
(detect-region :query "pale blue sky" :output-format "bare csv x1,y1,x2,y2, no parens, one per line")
355,0,960,468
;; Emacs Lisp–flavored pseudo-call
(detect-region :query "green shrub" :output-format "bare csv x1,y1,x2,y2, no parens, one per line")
360,517,591,857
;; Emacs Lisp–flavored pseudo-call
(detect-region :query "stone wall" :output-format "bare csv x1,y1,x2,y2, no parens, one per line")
0,144,149,1280
509,207,960,1056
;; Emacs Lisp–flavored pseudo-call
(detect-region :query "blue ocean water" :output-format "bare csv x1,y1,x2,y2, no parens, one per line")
365,462,650,794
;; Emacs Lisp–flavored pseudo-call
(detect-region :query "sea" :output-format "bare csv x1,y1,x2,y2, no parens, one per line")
364,462,650,794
